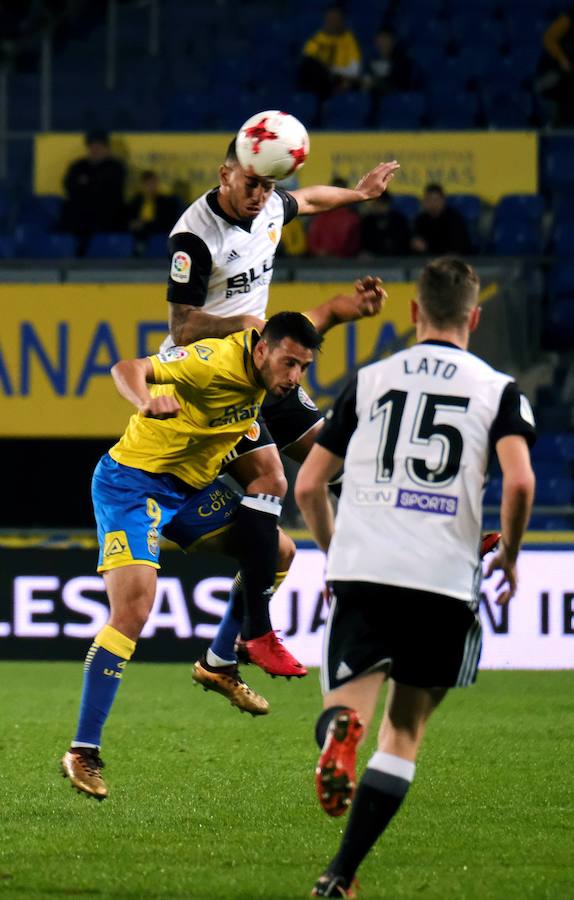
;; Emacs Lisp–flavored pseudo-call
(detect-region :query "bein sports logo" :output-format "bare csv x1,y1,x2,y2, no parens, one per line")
353,486,457,515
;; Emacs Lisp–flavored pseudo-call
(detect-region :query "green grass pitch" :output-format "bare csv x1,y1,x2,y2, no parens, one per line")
0,663,573,899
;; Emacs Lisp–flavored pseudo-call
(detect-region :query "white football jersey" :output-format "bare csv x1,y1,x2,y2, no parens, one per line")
166,188,297,320
319,340,536,603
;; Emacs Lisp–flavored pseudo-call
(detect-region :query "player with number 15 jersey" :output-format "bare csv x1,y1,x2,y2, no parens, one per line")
322,337,536,602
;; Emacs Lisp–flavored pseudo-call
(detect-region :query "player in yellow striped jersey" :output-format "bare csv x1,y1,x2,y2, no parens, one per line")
61,311,323,800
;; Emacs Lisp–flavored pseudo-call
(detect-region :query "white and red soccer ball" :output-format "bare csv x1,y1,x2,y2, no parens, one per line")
236,110,310,180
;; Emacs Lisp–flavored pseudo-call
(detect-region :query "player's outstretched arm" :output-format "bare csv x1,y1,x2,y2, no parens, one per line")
305,276,387,335
111,358,181,419
290,160,400,215
295,444,343,552
485,434,535,605
168,302,265,345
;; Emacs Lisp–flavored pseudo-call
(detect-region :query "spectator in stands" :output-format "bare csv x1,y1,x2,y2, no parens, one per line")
363,27,413,125
297,4,362,124
60,130,127,256
127,170,183,257
361,191,411,256
536,7,574,126
411,184,472,256
307,177,361,258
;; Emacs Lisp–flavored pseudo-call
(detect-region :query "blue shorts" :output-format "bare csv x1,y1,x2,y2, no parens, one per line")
92,454,241,572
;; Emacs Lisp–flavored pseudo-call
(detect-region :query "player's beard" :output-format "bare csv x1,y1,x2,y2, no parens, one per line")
258,358,292,397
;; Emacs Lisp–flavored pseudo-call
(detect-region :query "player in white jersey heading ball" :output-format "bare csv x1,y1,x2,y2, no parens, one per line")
295,257,536,898
165,135,399,683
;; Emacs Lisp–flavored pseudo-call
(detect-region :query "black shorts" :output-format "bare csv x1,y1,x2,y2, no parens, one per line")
322,581,482,693
223,386,323,464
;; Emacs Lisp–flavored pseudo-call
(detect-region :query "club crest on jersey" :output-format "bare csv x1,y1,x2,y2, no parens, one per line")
147,526,159,557
194,344,213,361
297,386,318,410
267,221,279,245
158,346,189,363
170,251,191,283
245,421,261,442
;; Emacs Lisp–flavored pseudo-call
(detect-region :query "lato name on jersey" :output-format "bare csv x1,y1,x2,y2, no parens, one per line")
403,356,458,379
225,259,274,298
208,401,261,428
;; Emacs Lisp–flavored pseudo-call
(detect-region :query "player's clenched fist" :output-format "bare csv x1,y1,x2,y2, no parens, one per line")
355,275,387,317
329,276,388,324
139,395,181,419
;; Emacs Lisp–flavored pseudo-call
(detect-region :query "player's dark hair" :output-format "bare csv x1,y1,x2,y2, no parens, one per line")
425,183,445,196
85,129,109,146
225,138,239,165
261,312,323,351
418,257,480,329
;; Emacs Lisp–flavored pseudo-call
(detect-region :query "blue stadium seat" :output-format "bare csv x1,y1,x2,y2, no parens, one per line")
391,194,420,222
535,402,573,431
162,92,213,130
481,88,533,128
551,190,574,221
484,477,502,504
0,235,15,258
494,194,544,226
533,460,572,481
548,263,574,301
448,194,482,247
551,224,574,257
449,12,504,49
489,220,543,255
428,90,479,128
14,226,75,258
146,234,169,259
551,204,574,233
541,137,574,192
502,46,540,86
210,54,252,89
377,92,426,129
532,433,574,462
322,93,370,129
528,514,573,530
448,194,482,224
409,43,450,80
447,43,504,85
17,194,63,229
86,233,134,258
535,477,573,505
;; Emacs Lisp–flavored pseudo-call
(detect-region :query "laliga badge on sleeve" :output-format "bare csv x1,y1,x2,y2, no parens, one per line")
158,347,189,363
170,251,192,283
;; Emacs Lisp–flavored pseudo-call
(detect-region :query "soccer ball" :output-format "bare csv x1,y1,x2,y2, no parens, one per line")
236,110,310,180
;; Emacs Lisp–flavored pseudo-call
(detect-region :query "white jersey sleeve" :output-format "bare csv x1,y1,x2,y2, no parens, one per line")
166,188,297,320
320,341,536,603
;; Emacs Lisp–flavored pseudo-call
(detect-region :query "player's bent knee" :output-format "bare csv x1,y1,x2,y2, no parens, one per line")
245,468,288,499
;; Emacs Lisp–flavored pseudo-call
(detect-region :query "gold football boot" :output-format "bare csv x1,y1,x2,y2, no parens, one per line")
61,747,108,800
192,658,270,716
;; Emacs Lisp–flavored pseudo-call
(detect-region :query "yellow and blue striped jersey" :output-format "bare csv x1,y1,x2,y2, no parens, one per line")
109,329,264,488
